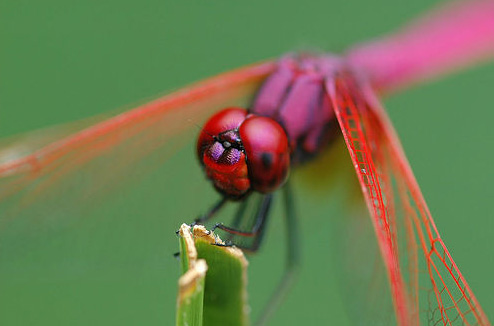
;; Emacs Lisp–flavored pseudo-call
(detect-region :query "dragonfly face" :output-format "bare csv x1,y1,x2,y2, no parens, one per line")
197,107,290,198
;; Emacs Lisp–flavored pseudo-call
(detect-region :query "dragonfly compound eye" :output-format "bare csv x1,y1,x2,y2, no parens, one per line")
239,115,290,193
197,108,291,198
197,107,250,198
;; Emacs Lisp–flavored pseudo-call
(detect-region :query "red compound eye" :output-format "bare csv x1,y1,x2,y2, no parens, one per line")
197,107,247,161
197,108,250,198
239,115,290,193
197,107,290,198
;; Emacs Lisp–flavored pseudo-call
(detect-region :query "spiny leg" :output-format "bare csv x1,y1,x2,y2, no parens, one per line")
256,182,300,326
175,196,227,241
212,194,273,252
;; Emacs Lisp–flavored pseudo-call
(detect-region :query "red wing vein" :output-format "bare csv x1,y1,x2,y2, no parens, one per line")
363,81,490,325
327,75,490,325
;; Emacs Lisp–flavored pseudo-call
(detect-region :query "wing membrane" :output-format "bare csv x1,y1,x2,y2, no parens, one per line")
0,61,274,225
327,75,490,325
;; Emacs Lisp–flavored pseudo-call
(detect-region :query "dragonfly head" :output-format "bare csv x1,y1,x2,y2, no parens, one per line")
197,107,290,199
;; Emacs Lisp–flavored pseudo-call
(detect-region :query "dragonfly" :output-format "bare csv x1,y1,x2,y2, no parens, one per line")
1,1,493,325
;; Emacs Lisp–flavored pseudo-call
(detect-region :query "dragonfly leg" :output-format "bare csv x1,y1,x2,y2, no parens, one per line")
193,196,228,225
212,194,273,252
176,197,228,236
256,182,300,326
224,199,250,243
174,197,228,255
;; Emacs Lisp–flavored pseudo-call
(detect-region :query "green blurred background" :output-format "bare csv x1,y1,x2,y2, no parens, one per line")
1,0,492,325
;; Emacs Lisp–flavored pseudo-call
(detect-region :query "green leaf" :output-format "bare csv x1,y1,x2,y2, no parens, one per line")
176,224,249,326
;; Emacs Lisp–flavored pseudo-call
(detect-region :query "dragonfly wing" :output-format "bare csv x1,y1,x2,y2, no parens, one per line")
0,61,274,224
0,115,109,166
326,76,490,325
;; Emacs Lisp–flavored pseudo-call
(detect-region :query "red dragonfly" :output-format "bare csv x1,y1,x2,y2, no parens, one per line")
0,1,493,325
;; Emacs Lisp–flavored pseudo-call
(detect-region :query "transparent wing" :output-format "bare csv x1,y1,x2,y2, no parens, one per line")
0,61,274,221
326,75,490,325
0,61,274,325
0,115,109,166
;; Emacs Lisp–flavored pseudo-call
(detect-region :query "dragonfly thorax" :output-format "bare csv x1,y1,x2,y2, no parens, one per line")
251,55,342,164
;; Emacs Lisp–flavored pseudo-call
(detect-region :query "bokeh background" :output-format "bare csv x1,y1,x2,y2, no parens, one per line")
1,0,493,325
